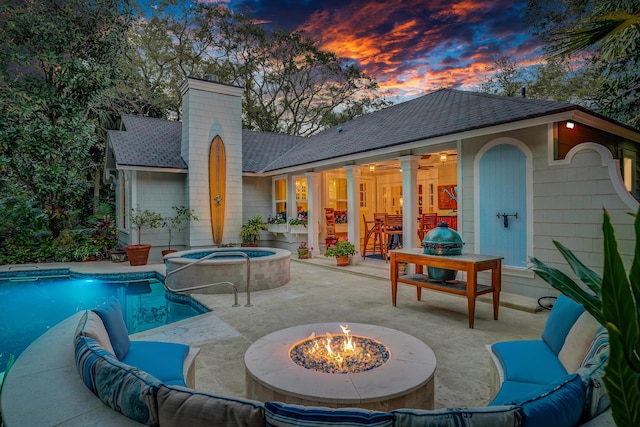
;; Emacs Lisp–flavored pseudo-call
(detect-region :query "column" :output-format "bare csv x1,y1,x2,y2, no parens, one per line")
306,172,322,257
400,156,419,250
345,166,362,264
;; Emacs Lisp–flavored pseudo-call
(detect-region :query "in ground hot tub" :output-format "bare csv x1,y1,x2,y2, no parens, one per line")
165,247,290,293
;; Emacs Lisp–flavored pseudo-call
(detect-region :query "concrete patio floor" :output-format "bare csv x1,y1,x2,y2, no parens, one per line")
122,255,550,409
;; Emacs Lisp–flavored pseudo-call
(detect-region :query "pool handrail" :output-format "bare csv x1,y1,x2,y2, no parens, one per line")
164,250,252,307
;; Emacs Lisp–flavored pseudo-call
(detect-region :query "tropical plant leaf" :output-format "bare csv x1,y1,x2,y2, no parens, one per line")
553,240,602,295
603,325,640,426
529,256,603,324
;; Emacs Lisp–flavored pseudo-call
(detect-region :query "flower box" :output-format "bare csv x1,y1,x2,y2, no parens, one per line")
267,223,289,234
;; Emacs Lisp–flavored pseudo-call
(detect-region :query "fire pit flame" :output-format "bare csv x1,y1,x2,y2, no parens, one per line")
290,324,390,374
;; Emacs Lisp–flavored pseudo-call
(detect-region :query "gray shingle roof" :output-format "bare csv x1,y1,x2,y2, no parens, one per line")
108,115,186,169
242,130,304,173
261,89,578,171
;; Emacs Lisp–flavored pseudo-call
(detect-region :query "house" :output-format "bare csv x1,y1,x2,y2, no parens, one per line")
104,77,640,299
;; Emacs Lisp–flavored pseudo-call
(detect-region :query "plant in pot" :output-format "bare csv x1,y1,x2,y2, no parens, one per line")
529,208,640,427
324,238,356,266
240,215,265,247
161,206,198,257
126,208,163,266
297,241,310,259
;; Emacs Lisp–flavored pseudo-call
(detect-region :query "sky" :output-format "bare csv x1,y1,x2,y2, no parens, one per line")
219,0,542,102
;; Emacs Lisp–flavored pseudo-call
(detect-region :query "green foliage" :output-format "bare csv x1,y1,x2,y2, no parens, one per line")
240,216,266,245
324,238,356,258
162,206,198,250
530,208,640,426
130,208,163,244
0,0,136,239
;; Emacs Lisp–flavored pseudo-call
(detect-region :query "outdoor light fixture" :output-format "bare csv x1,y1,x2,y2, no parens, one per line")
440,152,448,163
566,121,575,129
369,164,375,172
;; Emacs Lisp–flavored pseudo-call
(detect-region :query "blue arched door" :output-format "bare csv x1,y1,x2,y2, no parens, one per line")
479,144,527,267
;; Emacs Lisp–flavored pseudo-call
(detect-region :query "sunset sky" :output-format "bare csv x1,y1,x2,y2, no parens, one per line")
221,0,542,102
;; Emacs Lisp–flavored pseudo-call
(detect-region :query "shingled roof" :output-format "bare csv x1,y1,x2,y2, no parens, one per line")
260,89,579,171
109,89,624,174
108,115,186,169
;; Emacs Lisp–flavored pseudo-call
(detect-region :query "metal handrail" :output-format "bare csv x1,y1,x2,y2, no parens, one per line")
164,251,252,307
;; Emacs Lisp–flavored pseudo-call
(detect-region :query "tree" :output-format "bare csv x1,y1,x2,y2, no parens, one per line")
0,0,135,238
129,1,389,135
526,0,640,127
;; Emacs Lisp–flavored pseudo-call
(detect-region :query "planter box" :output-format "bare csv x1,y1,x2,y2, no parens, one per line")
290,225,308,235
267,223,289,234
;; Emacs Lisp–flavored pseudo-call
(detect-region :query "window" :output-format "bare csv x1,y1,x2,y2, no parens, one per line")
359,182,367,208
119,170,127,229
624,156,634,192
295,177,308,220
274,178,287,219
328,178,347,211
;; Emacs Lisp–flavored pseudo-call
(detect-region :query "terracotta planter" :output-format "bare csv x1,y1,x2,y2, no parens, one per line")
162,249,178,257
336,255,350,266
297,248,309,259
125,244,151,266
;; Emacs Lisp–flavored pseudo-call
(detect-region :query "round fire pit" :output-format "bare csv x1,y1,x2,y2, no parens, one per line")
244,323,436,411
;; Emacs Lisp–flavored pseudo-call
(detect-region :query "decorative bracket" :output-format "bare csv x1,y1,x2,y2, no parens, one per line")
496,212,518,228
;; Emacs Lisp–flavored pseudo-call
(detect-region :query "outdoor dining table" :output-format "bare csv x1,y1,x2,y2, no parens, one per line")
389,248,503,328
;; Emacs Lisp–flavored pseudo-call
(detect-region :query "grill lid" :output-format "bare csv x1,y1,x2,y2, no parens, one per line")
421,222,463,255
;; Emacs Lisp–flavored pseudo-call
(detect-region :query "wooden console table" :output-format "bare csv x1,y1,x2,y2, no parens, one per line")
390,248,503,328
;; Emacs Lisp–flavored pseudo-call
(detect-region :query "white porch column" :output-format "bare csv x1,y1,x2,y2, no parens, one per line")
400,156,419,249
344,166,362,264
306,172,322,257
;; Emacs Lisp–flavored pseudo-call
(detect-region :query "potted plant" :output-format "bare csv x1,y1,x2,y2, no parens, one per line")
126,208,163,266
161,206,198,257
109,244,128,263
529,208,640,427
74,241,102,261
324,238,356,266
240,215,266,246
297,241,310,259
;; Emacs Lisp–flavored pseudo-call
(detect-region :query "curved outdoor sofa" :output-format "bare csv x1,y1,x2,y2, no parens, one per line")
69,295,610,427
1,296,611,427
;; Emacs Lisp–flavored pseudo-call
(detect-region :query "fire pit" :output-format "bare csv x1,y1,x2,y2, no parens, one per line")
245,323,436,411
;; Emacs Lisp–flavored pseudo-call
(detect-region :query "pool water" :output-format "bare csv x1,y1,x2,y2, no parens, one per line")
0,276,208,369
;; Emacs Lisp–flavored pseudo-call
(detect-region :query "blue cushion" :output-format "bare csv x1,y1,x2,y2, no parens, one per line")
93,297,130,360
492,340,568,384
74,335,160,425
489,380,567,406
520,374,585,427
122,341,189,387
392,405,522,427
264,401,393,427
541,295,585,355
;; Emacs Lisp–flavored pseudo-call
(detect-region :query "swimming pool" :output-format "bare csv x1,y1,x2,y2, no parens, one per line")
0,272,208,370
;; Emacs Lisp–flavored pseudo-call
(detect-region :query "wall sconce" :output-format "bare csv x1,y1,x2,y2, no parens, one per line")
566,121,575,129
440,152,448,163
369,164,375,172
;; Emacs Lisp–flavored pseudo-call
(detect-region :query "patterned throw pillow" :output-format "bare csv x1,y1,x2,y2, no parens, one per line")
392,405,523,427
74,335,160,426
575,326,610,422
265,401,394,427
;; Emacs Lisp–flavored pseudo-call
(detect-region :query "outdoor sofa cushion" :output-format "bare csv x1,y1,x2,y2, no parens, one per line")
122,341,189,387
74,333,160,426
392,405,522,427
558,311,602,373
93,296,131,360
517,374,585,427
264,401,393,427
74,309,115,355
490,340,568,385
540,295,585,355
156,384,265,427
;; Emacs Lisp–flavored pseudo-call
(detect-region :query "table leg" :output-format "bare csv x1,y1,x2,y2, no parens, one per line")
466,267,477,329
390,253,398,306
492,261,501,320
